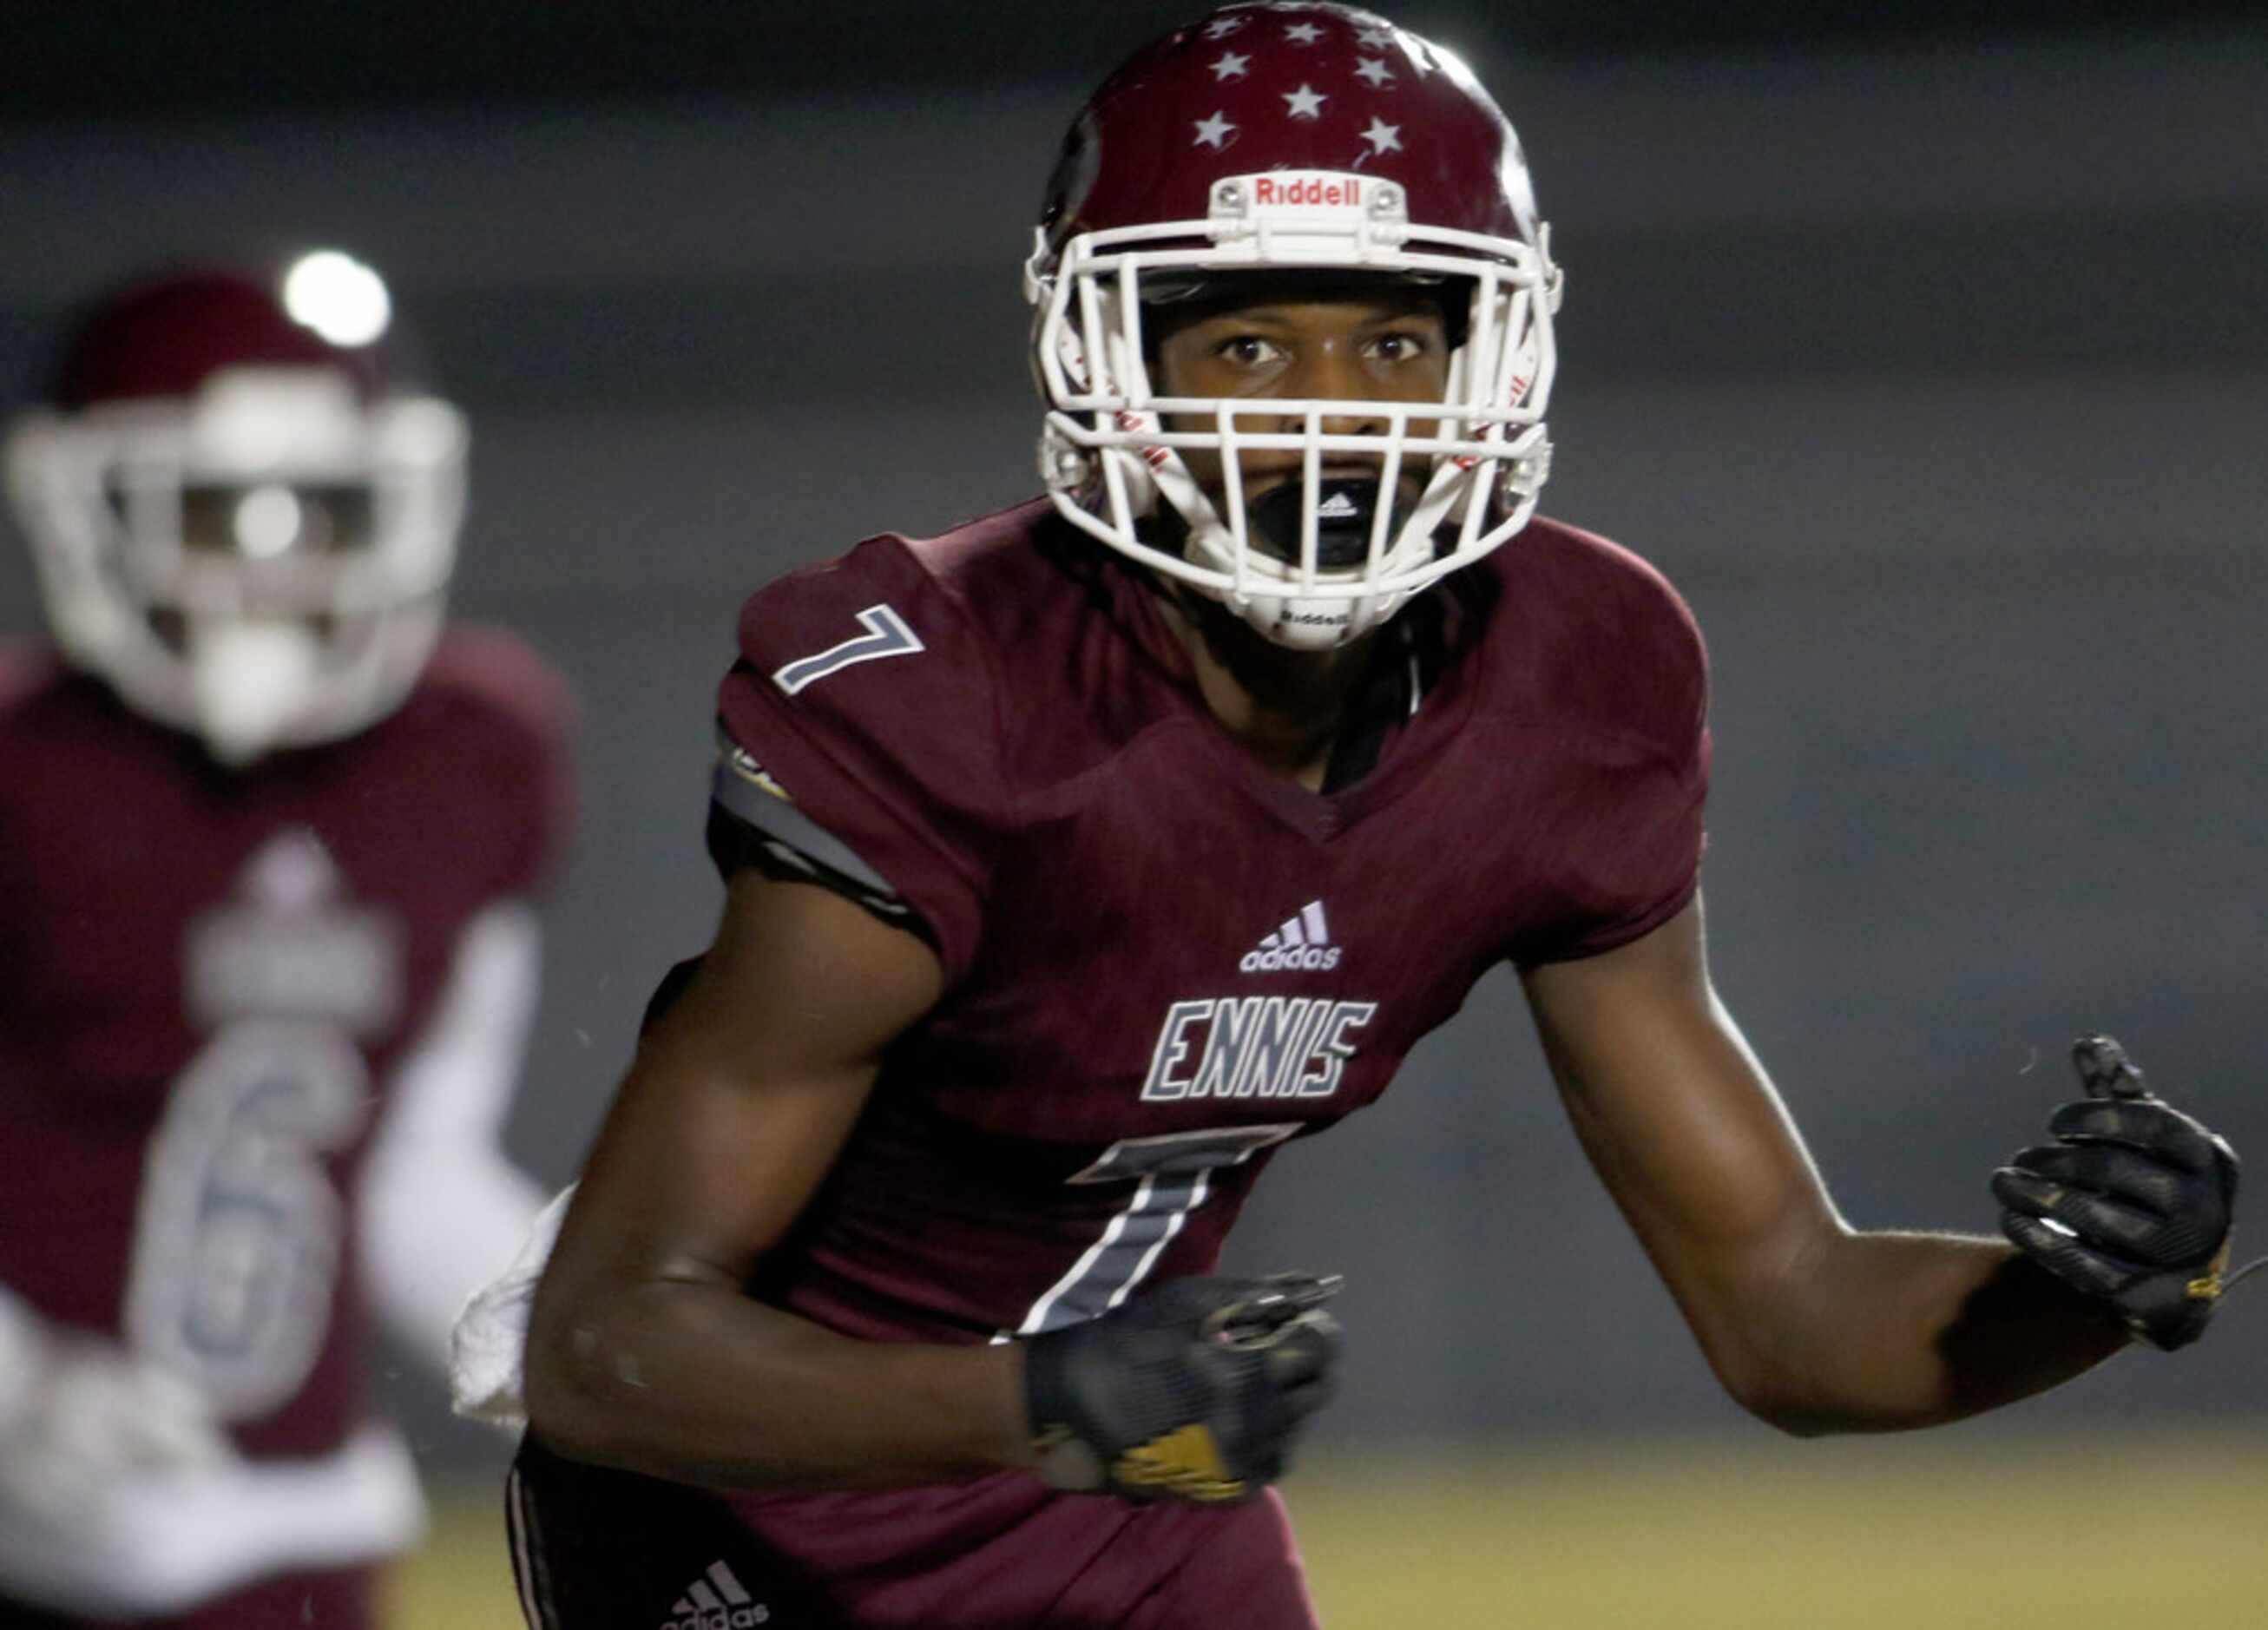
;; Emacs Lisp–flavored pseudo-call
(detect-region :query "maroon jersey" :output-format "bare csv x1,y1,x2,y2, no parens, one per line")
716,500,1705,1346
0,628,570,1468
647,499,1706,1626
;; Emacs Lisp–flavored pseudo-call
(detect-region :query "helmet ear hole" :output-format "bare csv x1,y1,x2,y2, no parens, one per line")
1039,422,1096,495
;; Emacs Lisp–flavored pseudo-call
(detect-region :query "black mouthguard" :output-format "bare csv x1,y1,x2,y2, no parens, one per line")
1247,477,1388,571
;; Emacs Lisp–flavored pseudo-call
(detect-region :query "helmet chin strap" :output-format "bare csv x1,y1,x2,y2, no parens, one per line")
185,620,323,766
1141,448,1475,650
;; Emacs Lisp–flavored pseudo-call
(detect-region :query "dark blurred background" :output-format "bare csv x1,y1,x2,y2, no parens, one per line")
4,0,2265,1478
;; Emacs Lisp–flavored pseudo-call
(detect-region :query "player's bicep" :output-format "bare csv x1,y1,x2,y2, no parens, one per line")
1518,894,1841,1305
545,868,943,1301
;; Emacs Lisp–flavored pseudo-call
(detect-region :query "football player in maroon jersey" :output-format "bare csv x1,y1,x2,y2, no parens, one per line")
0,252,575,1627
477,6,2245,1627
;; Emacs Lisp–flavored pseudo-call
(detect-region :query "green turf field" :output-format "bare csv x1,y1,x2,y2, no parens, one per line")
390,1430,2268,1628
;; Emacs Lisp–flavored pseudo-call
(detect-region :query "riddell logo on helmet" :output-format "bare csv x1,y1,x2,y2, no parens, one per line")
1252,175,1364,209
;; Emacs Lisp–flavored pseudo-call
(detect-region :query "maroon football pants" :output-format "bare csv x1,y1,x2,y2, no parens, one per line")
0,1567,371,1630
507,1436,1321,1630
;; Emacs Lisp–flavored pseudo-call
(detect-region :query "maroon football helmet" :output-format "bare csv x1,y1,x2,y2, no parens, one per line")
1026,2,1559,647
5,253,466,762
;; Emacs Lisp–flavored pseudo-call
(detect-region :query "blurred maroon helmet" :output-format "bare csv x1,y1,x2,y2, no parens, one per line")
6,251,466,762
52,265,404,408
1026,2,1558,648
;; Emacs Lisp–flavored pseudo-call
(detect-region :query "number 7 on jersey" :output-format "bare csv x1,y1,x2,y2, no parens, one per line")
771,603,925,695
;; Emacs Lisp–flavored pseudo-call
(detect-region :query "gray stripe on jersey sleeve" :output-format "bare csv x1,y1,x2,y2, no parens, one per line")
708,743,901,901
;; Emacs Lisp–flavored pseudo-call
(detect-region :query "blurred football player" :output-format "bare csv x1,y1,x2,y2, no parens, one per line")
0,251,574,1628
466,6,2244,1627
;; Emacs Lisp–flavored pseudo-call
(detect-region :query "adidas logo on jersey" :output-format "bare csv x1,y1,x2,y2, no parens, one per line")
661,1562,769,1630
1240,901,1340,973
1315,490,1362,520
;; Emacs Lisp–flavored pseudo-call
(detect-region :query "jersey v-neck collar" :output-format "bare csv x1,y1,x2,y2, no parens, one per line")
1088,545,1488,844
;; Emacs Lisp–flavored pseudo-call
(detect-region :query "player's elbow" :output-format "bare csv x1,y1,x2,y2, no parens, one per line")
1695,1343,1829,1437
1697,1219,1897,1437
1686,1292,1854,1439
520,1324,597,1462
522,1284,660,1473
1707,1337,1927,1440
1731,1383,1842,1439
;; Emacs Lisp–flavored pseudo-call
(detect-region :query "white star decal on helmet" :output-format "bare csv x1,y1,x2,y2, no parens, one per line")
1283,21,1325,44
1360,116,1403,154
1203,16,1246,37
1353,57,1393,88
1356,26,1397,49
1282,84,1326,119
1192,111,1237,149
1210,50,1251,80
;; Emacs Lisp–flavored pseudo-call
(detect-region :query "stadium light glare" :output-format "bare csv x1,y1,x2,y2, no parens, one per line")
283,250,391,347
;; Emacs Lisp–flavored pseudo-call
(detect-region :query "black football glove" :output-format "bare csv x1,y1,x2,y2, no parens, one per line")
1992,1035,2242,1351
1021,1272,1342,1504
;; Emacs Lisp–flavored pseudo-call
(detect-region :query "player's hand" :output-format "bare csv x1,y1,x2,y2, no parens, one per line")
0,1328,246,1614
1992,1035,2239,1351
0,1335,235,1514
1021,1272,1343,1504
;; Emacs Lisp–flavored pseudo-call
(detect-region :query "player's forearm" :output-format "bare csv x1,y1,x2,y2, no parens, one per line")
365,1143,547,1372
1726,1227,2130,1436
0,1283,45,1434
523,1272,1034,1489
